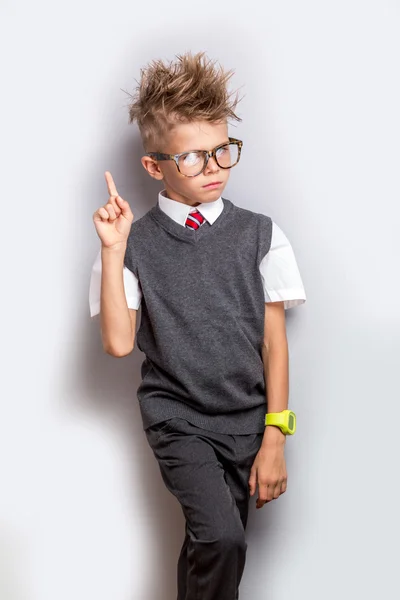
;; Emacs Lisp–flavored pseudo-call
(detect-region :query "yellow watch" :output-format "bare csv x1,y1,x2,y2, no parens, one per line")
265,410,296,435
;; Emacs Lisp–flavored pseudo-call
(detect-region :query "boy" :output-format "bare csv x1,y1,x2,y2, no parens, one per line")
89,51,306,600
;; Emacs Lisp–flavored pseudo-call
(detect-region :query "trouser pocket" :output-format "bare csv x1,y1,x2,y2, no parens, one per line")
146,417,180,441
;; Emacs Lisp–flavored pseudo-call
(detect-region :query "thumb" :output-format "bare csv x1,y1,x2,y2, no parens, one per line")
248,467,257,496
116,196,134,220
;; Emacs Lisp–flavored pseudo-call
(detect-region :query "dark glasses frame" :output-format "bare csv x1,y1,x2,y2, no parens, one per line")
145,137,243,177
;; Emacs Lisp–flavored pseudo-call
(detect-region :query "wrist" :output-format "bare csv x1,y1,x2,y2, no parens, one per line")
262,425,286,446
101,242,127,255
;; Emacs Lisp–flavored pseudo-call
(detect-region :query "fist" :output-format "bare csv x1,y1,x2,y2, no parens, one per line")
93,171,134,249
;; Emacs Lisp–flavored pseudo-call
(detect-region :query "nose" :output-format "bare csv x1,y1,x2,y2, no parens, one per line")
205,154,219,173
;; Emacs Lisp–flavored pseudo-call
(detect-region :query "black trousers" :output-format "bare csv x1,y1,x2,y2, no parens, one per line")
145,416,264,600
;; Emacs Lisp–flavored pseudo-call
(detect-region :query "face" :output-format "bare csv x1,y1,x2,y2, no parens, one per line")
141,120,232,207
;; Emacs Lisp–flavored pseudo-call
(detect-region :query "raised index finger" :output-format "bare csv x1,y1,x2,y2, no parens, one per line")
105,171,119,197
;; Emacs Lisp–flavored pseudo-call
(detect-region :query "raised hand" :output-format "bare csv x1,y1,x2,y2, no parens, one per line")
93,172,134,249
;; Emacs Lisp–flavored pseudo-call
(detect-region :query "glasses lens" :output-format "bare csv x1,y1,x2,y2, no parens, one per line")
177,143,240,176
215,143,239,168
178,151,206,176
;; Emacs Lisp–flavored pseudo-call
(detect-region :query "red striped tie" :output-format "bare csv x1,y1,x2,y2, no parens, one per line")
185,209,205,230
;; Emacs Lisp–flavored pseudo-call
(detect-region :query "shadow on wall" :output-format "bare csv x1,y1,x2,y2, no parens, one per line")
62,129,186,600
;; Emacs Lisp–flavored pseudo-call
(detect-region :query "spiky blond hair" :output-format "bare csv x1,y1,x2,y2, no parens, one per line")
125,51,243,151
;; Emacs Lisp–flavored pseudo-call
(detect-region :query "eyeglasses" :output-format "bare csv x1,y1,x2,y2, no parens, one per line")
146,137,243,177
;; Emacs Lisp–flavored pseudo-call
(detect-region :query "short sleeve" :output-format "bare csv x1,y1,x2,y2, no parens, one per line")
89,248,142,318
259,221,306,310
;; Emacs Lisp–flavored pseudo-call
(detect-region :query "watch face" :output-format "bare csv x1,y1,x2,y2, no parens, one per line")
288,412,296,432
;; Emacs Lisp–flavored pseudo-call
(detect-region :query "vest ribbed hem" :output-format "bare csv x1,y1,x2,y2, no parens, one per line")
139,395,267,435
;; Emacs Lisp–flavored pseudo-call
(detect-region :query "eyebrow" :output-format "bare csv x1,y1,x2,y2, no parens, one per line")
181,139,231,154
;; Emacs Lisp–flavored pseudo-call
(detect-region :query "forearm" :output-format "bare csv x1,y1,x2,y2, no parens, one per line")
261,335,289,445
100,244,134,356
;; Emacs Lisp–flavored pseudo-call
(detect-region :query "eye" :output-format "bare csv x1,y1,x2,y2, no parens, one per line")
182,152,201,166
216,146,228,157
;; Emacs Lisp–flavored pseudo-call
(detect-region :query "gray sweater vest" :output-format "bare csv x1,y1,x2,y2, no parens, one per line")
124,198,273,434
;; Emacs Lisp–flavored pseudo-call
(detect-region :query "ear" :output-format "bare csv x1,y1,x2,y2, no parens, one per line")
141,156,164,180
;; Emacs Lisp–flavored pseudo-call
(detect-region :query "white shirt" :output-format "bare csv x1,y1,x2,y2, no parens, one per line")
89,190,306,317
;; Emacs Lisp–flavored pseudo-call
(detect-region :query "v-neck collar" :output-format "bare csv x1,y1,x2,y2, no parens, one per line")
149,197,234,245
158,190,224,226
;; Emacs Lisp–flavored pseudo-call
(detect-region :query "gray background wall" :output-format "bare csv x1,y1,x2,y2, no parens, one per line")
1,1,399,598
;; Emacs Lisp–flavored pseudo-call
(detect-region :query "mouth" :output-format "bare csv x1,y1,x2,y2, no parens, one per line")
202,181,222,188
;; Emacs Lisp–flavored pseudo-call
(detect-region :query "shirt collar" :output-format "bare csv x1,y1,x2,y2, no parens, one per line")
158,189,224,227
